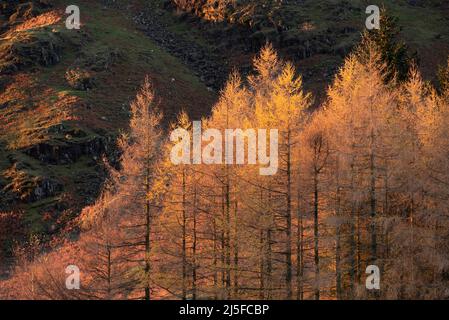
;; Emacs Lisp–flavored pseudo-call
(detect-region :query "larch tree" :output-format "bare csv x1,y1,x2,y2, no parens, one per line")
6,41,449,302
252,45,311,299
113,76,164,300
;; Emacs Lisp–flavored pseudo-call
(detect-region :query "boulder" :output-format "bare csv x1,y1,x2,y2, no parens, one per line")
65,68,96,91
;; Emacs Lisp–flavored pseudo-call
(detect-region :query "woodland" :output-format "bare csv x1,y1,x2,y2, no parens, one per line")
1,0,449,300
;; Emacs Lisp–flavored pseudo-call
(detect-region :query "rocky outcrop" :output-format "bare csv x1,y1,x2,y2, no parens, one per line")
0,1,52,31
0,0,63,75
24,136,109,165
29,176,62,202
3,162,62,203
0,28,63,75
171,0,282,28
133,6,228,90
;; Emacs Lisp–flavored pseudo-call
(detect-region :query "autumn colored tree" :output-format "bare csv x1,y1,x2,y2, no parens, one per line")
4,42,449,301
113,77,164,300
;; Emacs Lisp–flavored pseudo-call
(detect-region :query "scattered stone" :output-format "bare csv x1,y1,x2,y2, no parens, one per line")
73,47,122,72
65,67,96,91
133,8,228,90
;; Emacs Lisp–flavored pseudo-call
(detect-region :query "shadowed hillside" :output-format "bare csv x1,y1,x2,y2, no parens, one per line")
162,0,449,95
0,0,215,263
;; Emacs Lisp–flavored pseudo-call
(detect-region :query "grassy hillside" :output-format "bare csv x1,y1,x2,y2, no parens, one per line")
0,0,215,242
163,0,449,97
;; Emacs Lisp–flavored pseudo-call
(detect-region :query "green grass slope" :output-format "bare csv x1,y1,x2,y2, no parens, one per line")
0,0,215,241
162,0,449,98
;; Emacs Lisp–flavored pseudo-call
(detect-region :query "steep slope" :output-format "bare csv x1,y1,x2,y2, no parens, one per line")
0,0,215,255
157,0,449,98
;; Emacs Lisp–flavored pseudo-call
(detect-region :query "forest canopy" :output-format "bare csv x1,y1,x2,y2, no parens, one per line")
2,39,449,300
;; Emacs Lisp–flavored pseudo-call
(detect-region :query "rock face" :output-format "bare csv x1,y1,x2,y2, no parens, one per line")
0,1,121,244
0,0,61,75
0,28,63,75
20,125,115,190
0,1,52,29
29,177,62,202
171,0,281,27
24,136,109,165
3,162,63,203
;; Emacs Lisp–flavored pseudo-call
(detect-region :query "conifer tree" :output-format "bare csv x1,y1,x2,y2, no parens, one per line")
358,8,414,83
113,77,163,300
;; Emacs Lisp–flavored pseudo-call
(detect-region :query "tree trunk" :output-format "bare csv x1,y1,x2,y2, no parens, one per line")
313,166,320,300
233,200,239,298
370,129,377,264
296,190,304,300
144,162,152,300
192,188,198,300
213,214,218,300
349,156,356,299
259,229,265,300
335,157,343,300
225,171,231,299
182,170,187,300
285,132,293,299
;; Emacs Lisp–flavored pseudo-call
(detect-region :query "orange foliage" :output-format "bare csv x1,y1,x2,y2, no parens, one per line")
10,11,62,34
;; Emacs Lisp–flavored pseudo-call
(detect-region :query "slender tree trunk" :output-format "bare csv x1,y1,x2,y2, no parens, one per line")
380,163,389,299
296,189,304,300
409,194,414,298
349,151,358,299
221,186,225,298
144,160,151,300
259,229,265,300
285,134,293,299
233,200,239,298
335,158,342,300
192,188,198,300
182,170,187,300
213,214,218,300
356,207,361,284
225,171,231,299
107,244,112,299
267,228,273,299
370,129,377,264
313,165,320,300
